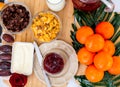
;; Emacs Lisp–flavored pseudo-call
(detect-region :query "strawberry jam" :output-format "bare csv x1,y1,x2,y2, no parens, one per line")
72,0,101,12
43,53,64,74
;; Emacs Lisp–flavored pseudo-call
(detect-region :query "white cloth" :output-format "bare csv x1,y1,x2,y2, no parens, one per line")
67,77,81,87
0,77,8,87
112,0,120,12
4,0,8,4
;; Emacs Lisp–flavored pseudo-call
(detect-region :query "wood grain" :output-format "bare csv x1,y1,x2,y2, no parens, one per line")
5,0,76,87
7,0,74,44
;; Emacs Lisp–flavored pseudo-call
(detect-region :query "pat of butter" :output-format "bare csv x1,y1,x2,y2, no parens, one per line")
11,42,34,75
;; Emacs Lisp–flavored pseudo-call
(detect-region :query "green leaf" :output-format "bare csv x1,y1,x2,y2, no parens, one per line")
77,11,93,26
74,13,84,26
98,12,107,22
70,31,76,40
112,75,120,82
115,82,120,86
115,42,120,48
72,41,83,52
113,38,120,56
114,48,120,56
93,82,105,86
72,3,120,87
72,23,77,31
111,31,120,42
75,76,94,87
105,12,113,21
95,4,106,22
75,72,117,87
112,13,120,25
112,13,120,33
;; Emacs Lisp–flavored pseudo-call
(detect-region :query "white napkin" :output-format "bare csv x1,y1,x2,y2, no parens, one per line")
0,77,8,87
112,0,120,12
4,0,8,4
67,77,81,87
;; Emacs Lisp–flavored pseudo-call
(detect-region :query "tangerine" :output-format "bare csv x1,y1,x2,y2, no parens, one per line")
101,40,115,56
94,51,113,71
95,22,114,39
76,26,94,44
85,65,104,83
85,34,105,52
108,56,120,75
77,47,95,65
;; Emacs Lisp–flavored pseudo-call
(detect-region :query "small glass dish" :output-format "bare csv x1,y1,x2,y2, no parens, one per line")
0,2,32,34
42,48,69,78
31,11,62,43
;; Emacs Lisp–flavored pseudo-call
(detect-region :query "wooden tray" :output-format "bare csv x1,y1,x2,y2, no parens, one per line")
2,0,83,87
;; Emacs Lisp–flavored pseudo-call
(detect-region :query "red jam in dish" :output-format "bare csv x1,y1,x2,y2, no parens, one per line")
72,0,101,12
43,53,64,74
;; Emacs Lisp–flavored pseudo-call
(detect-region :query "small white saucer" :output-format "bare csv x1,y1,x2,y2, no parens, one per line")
34,40,78,86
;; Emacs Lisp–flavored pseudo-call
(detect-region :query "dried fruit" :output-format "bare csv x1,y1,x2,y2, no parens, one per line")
0,53,11,60
0,61,11,70
0,69,11,76
2,34,14,43
0,45,12,53
1,4,30,32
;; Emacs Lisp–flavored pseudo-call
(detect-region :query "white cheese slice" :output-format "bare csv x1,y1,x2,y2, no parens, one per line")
11,42,34,76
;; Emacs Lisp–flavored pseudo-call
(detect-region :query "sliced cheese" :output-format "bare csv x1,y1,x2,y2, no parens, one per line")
11,42,34,75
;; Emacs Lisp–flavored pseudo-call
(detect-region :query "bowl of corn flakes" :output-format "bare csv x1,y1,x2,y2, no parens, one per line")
31,11,61,43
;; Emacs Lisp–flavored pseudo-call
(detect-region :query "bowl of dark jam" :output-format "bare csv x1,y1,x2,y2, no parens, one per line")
42,49,69,77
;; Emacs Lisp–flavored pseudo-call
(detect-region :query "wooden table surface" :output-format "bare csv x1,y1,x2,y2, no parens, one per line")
2,0,85,87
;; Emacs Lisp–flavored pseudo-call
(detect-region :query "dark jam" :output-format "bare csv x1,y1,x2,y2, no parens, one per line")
43,53,64,74
72,0,101,12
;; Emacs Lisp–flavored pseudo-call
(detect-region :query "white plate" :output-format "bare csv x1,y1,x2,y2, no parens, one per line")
34,40,78,86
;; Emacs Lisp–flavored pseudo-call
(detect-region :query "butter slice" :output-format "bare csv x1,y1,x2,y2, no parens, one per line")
11,42,34,75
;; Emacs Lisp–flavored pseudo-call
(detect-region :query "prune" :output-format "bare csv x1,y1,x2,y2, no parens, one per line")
0,45,12,53
2,34,14,43
0,53,11,60
0,69,11,76
0,61,11,70
1,4,30,32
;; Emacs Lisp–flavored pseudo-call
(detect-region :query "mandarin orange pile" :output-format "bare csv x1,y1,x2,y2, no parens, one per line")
76,22,120,83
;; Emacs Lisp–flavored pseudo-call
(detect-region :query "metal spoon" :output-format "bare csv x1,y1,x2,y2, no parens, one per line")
101,0,115,12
